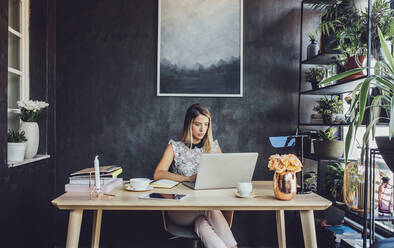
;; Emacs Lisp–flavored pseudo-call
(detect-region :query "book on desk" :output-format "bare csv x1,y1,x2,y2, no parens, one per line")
65,166,123,193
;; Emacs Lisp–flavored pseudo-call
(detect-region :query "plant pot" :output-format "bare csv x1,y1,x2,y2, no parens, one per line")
7,142,27,162
313,140,344,159
307,42,319,59
375,136,394,171
333,188,343,203
310,82,319,90
338,55,367,83
323,115,334,124
273,171,297,201
19,121,39,159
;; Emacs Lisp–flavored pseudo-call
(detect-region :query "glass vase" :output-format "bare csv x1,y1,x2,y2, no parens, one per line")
378,175,393,215
273,171,296,201
343,162,362,209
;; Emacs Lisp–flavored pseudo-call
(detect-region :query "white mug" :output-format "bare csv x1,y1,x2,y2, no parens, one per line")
130,178,150,190
237,182,253,197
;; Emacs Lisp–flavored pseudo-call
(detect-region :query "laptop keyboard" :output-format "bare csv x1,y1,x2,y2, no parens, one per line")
183,181,195,189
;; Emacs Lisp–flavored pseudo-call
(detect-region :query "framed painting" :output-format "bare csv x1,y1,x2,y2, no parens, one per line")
157,0,243,97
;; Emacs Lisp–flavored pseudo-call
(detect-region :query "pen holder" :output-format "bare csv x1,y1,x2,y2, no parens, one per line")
89,171,114,200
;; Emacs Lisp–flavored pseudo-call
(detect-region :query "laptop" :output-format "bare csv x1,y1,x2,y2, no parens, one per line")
183,153,258,190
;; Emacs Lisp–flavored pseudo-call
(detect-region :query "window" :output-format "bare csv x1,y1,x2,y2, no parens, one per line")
8,0,29,131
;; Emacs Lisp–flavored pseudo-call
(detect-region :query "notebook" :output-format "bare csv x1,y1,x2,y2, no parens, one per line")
150,179,179,189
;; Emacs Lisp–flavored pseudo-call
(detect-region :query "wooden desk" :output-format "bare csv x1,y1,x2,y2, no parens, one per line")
52,181,331,248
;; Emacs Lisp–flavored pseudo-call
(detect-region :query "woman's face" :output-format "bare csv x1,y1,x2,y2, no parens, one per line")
191,114,209,143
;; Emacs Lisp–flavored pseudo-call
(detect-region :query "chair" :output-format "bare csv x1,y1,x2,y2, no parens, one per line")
161,210,234,248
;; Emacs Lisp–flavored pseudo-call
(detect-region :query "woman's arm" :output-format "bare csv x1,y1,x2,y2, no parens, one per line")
217,144,222,153
153,144,194,182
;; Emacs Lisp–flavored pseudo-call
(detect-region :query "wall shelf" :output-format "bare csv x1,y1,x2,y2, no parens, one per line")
301,53,342,65
299,123,349,126
8,154,51,168
301,76,367,95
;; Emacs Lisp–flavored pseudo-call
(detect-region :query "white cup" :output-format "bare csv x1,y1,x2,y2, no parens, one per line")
129,178,150,190
237,182,253,197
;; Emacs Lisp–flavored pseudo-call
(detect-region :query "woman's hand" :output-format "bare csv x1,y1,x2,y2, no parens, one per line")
187,174,197,182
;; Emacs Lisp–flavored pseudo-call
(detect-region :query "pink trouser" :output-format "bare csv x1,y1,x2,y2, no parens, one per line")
168,210,237,248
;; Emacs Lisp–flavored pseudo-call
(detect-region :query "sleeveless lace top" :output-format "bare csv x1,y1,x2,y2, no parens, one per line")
169,139,220,176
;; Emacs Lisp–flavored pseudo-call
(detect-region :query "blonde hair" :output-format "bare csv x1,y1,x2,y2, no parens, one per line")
180,104,214,153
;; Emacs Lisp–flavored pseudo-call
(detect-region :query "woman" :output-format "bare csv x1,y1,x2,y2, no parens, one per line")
153,103,238,248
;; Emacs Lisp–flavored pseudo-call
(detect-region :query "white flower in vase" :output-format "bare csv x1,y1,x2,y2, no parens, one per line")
17,100,49,159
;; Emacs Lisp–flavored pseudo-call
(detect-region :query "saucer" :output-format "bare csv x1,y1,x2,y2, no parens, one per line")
234,192,256,198
124,185,154,192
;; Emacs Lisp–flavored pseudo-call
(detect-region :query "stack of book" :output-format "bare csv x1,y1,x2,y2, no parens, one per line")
310,113,323,124
65,165,123,193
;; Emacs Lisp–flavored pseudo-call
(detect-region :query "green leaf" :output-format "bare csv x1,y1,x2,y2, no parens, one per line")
390,96,394,138
345,122,354,164
376,61,394,78
375,77,394,92
370,95,383,138
378,27,394,72
356,78,372,128
361,118,381,164
319,68,365,85
348,83,362,118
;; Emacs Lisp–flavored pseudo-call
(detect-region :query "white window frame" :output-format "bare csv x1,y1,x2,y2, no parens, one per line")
7,0,30,115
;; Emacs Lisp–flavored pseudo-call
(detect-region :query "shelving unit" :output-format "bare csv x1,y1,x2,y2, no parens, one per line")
298,1,393,247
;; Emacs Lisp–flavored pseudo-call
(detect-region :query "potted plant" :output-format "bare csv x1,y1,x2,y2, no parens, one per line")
320,28,394,169
314,127,344,159
303,171,317,193
307,31,319,59
17,100,49,159
313,96,343,124
310,0,359,54
305,67,326,90
361,0,393,59
334,16,367,83
325,162,344,202
7,129,27,162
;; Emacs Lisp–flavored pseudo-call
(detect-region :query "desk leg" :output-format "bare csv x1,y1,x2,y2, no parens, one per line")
91,209,102,248
300,210,317,248
66,209,83,248
276,210,286,248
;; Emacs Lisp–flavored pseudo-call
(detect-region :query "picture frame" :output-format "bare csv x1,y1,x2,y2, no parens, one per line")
157,0,243,97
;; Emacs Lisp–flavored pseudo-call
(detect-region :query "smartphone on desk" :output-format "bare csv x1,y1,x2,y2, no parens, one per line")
138,193,188,200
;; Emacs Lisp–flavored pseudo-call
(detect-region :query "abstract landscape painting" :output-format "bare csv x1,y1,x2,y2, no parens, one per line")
157,0,243,97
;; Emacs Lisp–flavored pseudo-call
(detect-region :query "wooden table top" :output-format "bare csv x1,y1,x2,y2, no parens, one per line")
52,181,332,211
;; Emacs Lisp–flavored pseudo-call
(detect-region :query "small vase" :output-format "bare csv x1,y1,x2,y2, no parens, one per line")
19,122,39,159
323,115,334,124
307,41,319,59
273,171,297,201
7,142,27,162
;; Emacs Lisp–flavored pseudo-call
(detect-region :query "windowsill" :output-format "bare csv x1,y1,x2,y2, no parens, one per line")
8,154,51,168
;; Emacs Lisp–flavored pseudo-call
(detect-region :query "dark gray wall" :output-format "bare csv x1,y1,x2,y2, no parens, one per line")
0,0,56,247
56,0,302,247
